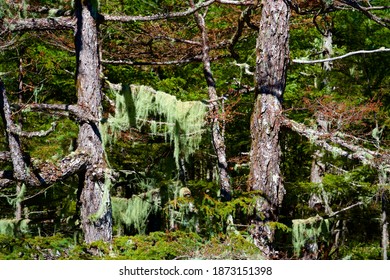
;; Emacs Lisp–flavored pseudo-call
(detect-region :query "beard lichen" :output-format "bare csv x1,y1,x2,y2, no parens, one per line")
112,188,160,234
292,215,330,257
103,84,207,168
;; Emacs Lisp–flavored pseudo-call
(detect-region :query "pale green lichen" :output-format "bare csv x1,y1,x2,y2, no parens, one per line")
292,215,330,257
103,84,207,168
112,188,160,234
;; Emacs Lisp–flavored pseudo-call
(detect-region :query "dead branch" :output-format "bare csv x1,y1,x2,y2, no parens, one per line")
13,103,99,123
3,17,76,32
338,0,390,28
282,117,387,168
293,47,390,64
102,0,216,22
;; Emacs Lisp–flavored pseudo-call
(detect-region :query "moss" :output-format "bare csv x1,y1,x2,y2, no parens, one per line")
0,231,264,260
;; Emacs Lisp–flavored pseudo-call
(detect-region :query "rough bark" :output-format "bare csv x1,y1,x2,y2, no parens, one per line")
0,80,39,186
249,0,290,255
75,0,112,243
192,4,231,200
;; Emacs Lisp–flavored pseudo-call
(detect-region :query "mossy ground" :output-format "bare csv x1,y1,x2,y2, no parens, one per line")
0,231,263,260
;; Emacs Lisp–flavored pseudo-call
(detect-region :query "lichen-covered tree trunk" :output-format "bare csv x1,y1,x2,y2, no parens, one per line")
249,0,290,255
75,0,112,243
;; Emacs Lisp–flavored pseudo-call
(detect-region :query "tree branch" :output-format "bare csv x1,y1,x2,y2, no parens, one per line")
8,122,57,138
327,201,364,218
3,17,76,32
0,150,89,187
101,55,203,65
292,47,390,64
102,0,216,22
0,80,37,185
338,0,390,28
282,117,387,168
13,103,99,123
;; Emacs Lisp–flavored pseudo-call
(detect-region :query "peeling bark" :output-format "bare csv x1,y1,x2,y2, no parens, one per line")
248,0,290,256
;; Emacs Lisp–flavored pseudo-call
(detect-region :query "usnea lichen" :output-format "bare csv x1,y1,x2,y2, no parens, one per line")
102,84,207,168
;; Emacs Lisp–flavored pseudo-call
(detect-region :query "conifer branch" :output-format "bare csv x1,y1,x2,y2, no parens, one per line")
292,47,390,64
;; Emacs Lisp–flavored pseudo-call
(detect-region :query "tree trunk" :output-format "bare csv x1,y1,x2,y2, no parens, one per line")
249,0,290,255
75,0,112,243
193,7,231,200
379,168,389,260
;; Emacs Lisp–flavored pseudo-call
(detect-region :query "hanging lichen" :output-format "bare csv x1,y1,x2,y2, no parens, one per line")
292,215,330,257
111,188,160,234
103,83,207,168
7,183,26,208
0,219,29,236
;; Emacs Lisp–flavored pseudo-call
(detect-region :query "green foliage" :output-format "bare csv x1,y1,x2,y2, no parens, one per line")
338,242,382,260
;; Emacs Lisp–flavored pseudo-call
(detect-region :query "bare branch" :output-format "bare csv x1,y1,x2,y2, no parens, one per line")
3,17,76,32
9,122,57,138
0,150,90,187
328,201,364,218
33,150,89,186
364,6,390,11
292,47,390,64
152,35,201,46
0,37,20,51
216,0,255,5
14,103,99,123
102,55,203,65
228,6,255,59
102,0,216,22
282,117,386,168
338,0,390,28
